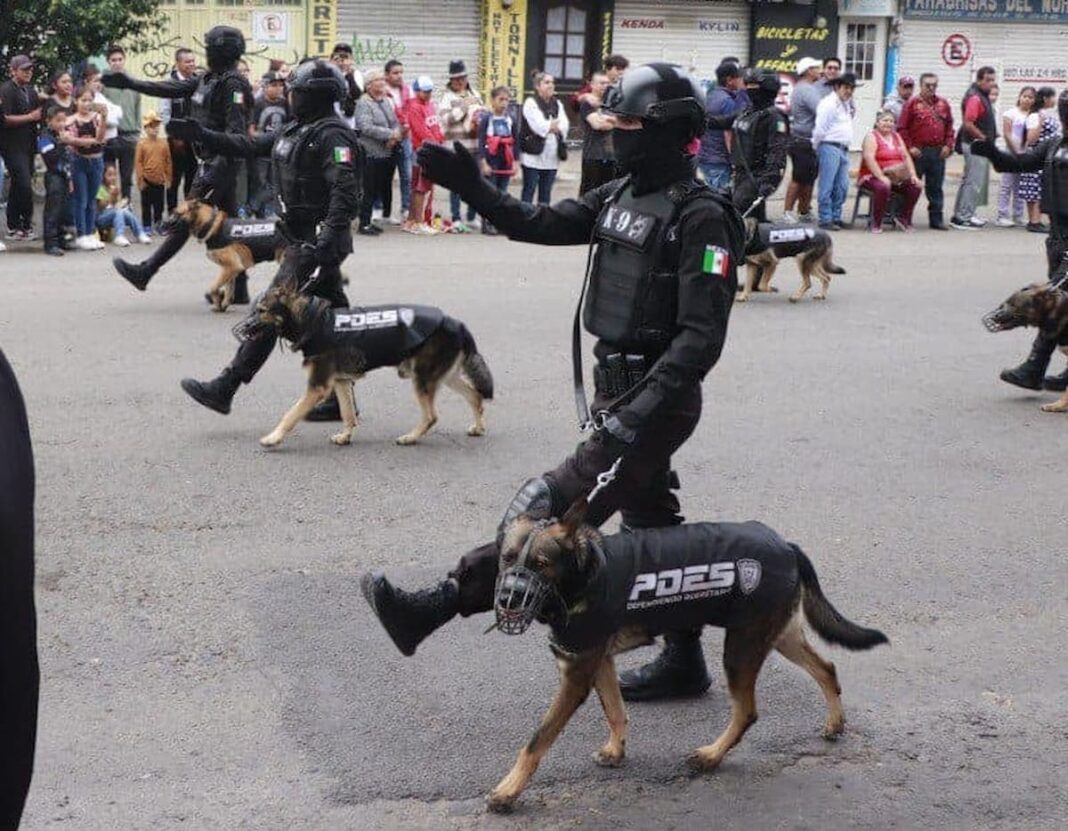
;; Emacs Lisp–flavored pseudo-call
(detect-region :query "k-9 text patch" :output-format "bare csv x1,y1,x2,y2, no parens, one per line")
598,205,658,247
702,245,730,278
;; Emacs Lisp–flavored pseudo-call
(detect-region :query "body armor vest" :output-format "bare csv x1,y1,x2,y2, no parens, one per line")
299,304,447,369
1045,143,1068,239
748,222,825,258
189,69,240,130
550,521,800,654
272,117,346,220
205,218,279,263
584,181,700,354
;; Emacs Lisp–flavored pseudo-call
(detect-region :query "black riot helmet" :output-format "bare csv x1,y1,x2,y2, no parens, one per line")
288,59,347,121
204,26,245,71
744,67,782,110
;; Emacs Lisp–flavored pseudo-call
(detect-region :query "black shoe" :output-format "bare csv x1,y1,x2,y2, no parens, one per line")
1027,222,1050,234
113,257,150,291
818,221,836,230
617,635,712,702
231,272,250,305
358,225,380,236
360,572,459,656
481,224,499,236
929,221,950,231
180,370,240,415
304,396,342,421
44,246,64,256
1043,366,1068,392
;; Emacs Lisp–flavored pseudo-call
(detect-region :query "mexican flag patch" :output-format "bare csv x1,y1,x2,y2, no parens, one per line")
333,146,352,164
232,91,243,104
776,119,787,133
702,245,730,278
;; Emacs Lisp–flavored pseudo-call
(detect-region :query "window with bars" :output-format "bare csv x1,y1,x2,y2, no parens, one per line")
844,23,877,81
544,4,587,81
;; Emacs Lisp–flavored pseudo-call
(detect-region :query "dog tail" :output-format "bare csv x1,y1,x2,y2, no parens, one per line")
458,323,494,400
825,261,846,275
795,545,888,651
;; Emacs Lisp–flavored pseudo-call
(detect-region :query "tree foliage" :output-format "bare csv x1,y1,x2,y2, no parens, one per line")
0,0,167,77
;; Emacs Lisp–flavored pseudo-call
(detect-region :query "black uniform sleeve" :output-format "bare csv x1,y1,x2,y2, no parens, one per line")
192,126,273,159
614,200,744,433
120,76,199,99
220,75,250,136
477,179,613,245
974,137,1051,174
316,126,362,242
758,112,789,198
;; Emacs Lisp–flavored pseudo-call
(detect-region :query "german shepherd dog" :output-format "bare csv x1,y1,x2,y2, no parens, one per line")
253,283,494,448
740,222,846,303
170,198,283,312
483,499,887,812
983,283,1068,412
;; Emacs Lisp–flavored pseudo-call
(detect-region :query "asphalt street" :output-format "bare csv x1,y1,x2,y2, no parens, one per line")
3,206,1067,830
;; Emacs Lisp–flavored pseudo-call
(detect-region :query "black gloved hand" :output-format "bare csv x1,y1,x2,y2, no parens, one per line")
417,141,481,198
314,234,341,266
166,118,202,142
101,72,131,90
970,139,994,159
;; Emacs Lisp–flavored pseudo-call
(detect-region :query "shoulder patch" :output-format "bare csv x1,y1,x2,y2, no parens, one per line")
232,91,244,105
776,118,787,133
702,245,731,278
333,146,353,164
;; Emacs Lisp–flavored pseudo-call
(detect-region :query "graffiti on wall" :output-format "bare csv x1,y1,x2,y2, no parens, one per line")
136,33,300,79
347,34,407,65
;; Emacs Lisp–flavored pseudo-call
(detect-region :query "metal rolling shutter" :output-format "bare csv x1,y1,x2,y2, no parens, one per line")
897,20,1068,114
612,0,750,82
336,0,481,90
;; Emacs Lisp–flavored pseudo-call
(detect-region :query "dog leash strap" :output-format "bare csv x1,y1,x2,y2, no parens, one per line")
587,457,622,504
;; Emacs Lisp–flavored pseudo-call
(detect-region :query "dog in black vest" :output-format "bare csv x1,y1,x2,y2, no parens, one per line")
741,222,846,303
252,283,494,448
480,496,887,812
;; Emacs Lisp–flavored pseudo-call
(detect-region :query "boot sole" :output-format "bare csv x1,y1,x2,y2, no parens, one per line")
999,372,1044,391
180,378,232,415
360,572,418,657
113,258,149,291
619,676,712,703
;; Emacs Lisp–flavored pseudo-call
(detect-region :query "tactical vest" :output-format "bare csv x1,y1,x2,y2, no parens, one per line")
272,117,347,218
1045,143,1068,239
205,218,279,263
584,180,712,354
749,222,823,258
300,303,447,369
549,521,801,654
189,69,240,130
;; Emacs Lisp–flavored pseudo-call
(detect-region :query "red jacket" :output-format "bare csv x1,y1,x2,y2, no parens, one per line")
406,96,444,150
898,94,955,151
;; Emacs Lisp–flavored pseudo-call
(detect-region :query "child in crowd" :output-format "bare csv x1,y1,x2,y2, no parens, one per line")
477,86,517,236
38,106,74,256
135,111,172,233
404,75,444,235
68,84,108,250
96,164,150,247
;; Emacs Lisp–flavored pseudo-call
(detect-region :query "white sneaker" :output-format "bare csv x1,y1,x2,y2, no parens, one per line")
0,240,6,252
782,211,798,224
74,235,92,250
968,216,988,227
388,216,403,226
371,209,383,221
92,235,106,249
467,216,481,229
798,211,814,223
995,217,1015,228
114,235,131,247
137,234,151,244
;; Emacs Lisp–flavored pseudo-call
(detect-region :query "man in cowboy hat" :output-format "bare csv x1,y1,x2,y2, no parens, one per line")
812,72,861,229
438,59,484,231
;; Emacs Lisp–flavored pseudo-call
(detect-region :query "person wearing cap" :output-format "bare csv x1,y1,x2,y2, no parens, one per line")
883,75,914,123
249,71,289,217
812,72,860,230
135,110,172,232
0,55,43,241
439,60,484,231
782,56,824,223
404,75,445,233
697,61,745,191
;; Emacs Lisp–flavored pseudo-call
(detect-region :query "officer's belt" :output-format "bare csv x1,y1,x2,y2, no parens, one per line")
593,354,650,399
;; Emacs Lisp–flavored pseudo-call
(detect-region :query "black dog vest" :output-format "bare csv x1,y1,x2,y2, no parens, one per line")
748,222,826,258
300,304,447,370
550,521,800,654
205,218,278,263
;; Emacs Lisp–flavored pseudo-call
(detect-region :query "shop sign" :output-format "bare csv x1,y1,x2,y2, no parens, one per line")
904,0,1068,23
1002,64,1068,82
307,0,337,58
839,0,898,15
620,18,665,29
750,4,839,74
481,0,528,100
696,19,742,33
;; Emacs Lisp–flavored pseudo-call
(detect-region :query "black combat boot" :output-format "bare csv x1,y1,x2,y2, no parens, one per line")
1000,336,1057,390
360,572,459,656
180,369,241,415
1044,365,1068,392
114,258,152,291
305,394,342,421
617,630,711,702
114,223,191,291
231,271,251,305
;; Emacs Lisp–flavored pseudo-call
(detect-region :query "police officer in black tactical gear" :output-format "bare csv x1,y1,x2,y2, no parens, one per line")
102,26,253,301
166,60,361,417
361,63,747,702
973,90,1068,392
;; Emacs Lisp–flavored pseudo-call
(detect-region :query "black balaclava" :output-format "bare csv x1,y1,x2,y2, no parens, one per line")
1059,89,1068,134
614,119,695,194
747,76,781,110
290,89,334,122
204,26,244,74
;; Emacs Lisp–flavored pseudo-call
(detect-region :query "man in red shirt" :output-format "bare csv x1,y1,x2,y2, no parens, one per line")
898,72,955,230
404,75,444,234
950,66,997,229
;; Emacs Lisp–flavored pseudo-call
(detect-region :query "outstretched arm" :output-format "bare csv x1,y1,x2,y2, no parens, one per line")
972,137,1052,173
166,119,273,159
102,73,198,100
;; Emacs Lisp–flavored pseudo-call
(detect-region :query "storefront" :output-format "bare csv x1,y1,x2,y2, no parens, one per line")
896,0,1068,110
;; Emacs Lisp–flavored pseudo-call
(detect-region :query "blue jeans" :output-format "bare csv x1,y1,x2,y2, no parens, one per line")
450,190,477,222
96,206,145,238
520,166,557,205
816,143,850,225
70,155,104,236
698,161,731,191
376,139,412,215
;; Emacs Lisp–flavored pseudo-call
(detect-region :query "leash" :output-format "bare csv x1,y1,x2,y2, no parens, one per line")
586,457,622,504
741,196,765,219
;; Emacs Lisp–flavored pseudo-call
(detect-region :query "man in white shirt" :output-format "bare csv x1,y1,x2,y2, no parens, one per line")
812,72,859,229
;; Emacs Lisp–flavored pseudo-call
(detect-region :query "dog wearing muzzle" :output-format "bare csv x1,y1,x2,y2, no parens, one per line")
983,283,1068,412
487,498,888,812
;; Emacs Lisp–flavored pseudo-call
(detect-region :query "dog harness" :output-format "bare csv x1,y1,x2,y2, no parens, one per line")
298,304,449,371
549,521,800,654
747,222,827,258
204,218,279,263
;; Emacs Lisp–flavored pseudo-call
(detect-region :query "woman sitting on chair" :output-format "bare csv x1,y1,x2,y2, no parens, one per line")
858,110,923,232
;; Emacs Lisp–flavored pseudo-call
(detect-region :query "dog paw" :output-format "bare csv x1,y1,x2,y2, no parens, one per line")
330,431,352,446
259,434,283,448
736,294,750,303
395,433,420,446
485,792,517,814
686,750,722,773
467,424,486,437
592,747,625,768
814,294,827,302
1040,402,1068,413
789,295,801,303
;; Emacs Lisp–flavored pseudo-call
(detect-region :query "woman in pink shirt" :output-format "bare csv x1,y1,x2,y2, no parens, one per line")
858,111,922,232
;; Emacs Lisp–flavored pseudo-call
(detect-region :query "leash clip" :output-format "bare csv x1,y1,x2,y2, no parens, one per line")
587,457,622,504
579,410,611,434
